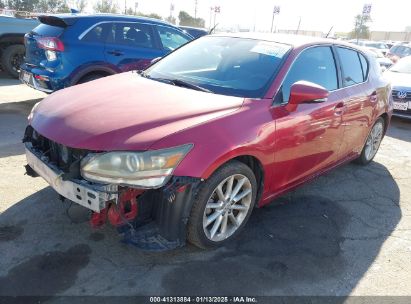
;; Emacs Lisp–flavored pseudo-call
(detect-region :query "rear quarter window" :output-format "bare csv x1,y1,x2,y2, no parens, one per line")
81,23,111,43
359,53,369,81
32,24,64,36
336,47,364,87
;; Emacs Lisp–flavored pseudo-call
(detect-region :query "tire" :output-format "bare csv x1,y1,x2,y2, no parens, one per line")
1,44,25,78
77,73,106,84
355,117,385,165
187,160,257,249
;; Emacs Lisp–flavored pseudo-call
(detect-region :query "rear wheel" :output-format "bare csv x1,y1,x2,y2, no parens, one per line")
187,161,257,249
355,118,385,165
1,44,25,78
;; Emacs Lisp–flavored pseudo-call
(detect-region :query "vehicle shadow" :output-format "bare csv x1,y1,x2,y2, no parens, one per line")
0,161,401,297
0,99,40,158
0,72,20,86
387,117,411,143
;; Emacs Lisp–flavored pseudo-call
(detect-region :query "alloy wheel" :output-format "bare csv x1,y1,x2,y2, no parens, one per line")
364,121,384,161
202,174,253,242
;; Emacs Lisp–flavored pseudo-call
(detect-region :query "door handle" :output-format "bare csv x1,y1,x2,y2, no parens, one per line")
370,91,378,103
334,102,345,115
107,50,124,56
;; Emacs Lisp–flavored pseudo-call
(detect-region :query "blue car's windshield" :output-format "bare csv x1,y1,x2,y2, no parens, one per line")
145,36,291,98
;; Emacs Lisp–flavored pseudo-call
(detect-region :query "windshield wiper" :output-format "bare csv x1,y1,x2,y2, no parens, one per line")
137,70,150,78
139,72,212,93
168,78,212,93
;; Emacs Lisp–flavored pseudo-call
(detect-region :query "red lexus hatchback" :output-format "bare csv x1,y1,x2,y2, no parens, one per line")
24,33,392,250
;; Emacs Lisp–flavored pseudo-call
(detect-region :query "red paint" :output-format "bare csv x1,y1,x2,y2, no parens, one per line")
90,208,108,228
31,37,392,207
107,189,141,226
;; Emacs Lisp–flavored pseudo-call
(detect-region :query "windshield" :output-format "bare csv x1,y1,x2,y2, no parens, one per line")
390,57,411,74
145,36,291,98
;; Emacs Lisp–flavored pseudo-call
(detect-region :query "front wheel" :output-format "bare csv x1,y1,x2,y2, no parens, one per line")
187,161,257,249
355,118,385,165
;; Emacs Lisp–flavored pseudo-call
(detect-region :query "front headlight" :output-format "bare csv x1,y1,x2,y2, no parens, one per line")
80,144,192,188
28,101,41,121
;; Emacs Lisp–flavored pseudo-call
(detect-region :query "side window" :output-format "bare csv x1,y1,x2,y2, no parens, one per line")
401,46,411,57
359,53,369,81
108,22,155,49
82,23,111,43
156,26,190,51
336,47,364,87
281,46,338,103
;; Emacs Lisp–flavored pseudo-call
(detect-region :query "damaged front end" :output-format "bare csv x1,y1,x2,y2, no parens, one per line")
23,126,200,251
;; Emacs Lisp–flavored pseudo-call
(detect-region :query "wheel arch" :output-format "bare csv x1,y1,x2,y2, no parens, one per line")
202,153,266,207
379,112,390,134
70,65,119,85
0,34,25,47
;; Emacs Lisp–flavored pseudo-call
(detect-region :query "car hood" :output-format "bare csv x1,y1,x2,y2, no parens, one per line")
384,70,411,88
31,72,244,151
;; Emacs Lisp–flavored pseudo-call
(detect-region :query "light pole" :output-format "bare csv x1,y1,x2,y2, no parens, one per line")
169,3,174,21
270,6,280,33
213,6,220,28
135,2,138,15
209,7,213,30
124,0,127,14
194,0,198,19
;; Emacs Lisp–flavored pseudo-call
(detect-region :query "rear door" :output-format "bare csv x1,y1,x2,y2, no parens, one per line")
74,22,111,67
105,22,164,71
334,47,376,157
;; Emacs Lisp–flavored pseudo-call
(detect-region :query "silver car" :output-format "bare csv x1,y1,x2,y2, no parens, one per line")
384,56,411,119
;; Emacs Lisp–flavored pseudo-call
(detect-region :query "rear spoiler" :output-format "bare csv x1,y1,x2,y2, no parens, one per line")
38,15,77,27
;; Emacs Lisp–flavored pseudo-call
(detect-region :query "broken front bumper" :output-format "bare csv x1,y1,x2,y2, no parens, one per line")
25,142,118,212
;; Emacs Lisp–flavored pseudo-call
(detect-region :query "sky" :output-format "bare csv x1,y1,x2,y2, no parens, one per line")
89,0,411,34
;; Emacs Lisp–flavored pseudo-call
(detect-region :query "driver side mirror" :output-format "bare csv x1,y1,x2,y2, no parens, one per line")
286,81,329,112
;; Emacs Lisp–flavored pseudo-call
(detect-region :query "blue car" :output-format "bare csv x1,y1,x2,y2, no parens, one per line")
179,26,208,39
20,14,193,93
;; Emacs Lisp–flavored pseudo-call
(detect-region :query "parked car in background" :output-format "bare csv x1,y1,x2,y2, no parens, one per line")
24,34,392,250
365,47,393,71
20,14,193,93
179,26,208,39
0,14,39,78
387,43,411,63
384,56,411,119
350,40,390,56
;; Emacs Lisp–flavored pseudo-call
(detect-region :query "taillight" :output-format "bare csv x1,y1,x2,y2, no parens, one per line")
37,37,64,52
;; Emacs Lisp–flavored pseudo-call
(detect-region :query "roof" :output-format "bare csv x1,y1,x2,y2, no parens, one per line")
40,13,172,27
211,32,358,49
179,25,207,31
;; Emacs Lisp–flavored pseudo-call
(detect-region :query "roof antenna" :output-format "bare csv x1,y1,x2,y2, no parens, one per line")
70,8,79,14
325,26,333,38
